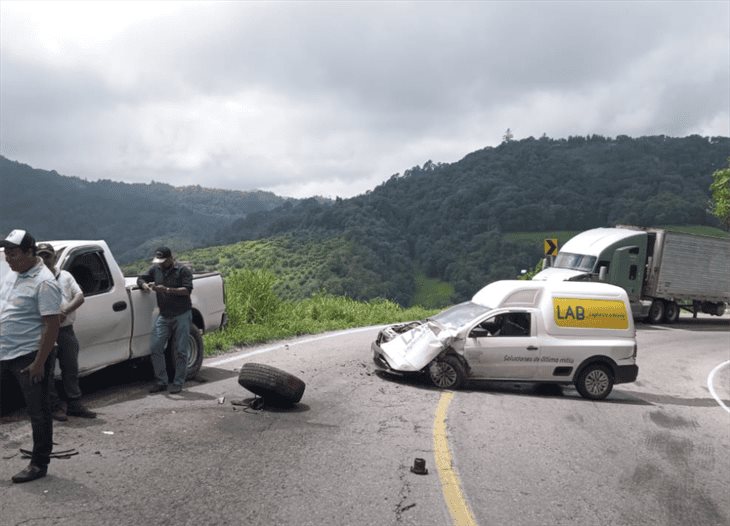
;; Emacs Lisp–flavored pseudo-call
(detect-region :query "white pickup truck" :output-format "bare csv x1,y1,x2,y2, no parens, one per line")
1,240,226,380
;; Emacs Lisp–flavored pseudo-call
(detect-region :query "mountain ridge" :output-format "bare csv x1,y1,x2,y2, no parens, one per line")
3,134,729,305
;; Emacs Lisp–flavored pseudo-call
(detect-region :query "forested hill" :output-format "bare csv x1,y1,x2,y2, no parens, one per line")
3,135,729,306
0,156,290,262
215,135,730,304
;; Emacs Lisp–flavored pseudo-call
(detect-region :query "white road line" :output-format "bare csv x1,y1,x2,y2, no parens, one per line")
206,324,385,367
707,360,730,415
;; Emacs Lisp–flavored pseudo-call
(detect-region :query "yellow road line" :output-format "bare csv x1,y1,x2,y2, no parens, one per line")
433,391,478,526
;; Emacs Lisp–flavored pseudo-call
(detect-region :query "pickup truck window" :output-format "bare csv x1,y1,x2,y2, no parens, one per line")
66,250,113,296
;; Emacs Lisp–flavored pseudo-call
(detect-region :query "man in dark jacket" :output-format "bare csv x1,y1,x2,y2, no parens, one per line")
136,247,193,394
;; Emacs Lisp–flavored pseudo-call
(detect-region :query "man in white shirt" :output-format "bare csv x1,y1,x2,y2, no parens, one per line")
37,243,96,420
0,229,61,483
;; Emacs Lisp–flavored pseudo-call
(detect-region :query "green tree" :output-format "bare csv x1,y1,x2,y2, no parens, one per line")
710,159,730,230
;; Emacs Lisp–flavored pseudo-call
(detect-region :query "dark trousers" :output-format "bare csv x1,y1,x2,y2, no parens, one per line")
48,325,82,408
0,351,53,467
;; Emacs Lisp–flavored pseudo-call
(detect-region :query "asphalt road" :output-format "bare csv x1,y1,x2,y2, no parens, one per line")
1,317,728,526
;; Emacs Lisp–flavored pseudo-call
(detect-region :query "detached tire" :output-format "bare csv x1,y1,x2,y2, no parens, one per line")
428,355,467,390
238,363,306,405
575,364,613,400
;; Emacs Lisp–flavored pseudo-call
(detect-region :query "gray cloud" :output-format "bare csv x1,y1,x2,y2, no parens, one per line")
1,1,728,198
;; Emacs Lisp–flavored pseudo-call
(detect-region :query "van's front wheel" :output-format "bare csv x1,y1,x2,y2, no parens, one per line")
575,364,613,400
428,355,467,389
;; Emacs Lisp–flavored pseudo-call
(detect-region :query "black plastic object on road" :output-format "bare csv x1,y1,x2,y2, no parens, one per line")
237,363,306,406
410,458,428,475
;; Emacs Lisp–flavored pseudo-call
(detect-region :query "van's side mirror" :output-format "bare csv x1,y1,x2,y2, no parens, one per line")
542,257,551,269
598,266,608,282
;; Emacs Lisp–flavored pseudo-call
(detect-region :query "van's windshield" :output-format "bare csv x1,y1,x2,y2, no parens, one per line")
553,252,597,272
430,301,491,330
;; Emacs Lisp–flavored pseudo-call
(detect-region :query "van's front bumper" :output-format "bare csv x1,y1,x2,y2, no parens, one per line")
615,364,639,384
372,342,395,372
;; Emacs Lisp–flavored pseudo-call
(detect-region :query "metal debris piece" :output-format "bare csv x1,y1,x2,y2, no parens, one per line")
21,448,79,459
102,431,114,435
217,396,225,404
410,458,428,475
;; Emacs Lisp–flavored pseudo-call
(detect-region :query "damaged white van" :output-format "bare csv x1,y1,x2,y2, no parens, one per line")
372,280,638,400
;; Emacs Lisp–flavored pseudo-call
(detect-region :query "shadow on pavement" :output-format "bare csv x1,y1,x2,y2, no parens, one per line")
374,369,654,405
1,360,239,417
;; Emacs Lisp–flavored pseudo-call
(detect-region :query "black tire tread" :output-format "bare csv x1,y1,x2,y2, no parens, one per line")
238,363,306,404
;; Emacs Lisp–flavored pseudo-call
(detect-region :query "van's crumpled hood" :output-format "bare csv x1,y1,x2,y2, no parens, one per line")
379,322,457,372
532,267,589,281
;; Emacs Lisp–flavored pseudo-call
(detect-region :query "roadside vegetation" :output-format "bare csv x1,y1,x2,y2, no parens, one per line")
203,269,438,355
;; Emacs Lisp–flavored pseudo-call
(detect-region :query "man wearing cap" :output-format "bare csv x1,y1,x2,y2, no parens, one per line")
136,247,193,394
36,243,96,420
0,229,61,483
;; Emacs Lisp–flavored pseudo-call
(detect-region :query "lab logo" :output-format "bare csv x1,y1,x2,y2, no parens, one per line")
553,298,629,329
556,305,585,320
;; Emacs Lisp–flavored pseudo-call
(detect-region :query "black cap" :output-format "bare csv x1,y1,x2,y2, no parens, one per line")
152,246,172,264
37,242,56,256
0,229,36,251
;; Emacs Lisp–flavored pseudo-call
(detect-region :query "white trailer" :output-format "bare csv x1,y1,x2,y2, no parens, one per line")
533,226,730,323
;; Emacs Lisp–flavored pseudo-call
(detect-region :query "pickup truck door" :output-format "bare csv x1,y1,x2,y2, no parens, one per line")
61,246,133,374
463,311,539,379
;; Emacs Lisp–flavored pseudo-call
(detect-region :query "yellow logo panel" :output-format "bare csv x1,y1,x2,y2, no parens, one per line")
553,298,629,329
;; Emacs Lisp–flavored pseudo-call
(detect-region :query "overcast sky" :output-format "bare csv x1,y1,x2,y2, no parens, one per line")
1,1,728,198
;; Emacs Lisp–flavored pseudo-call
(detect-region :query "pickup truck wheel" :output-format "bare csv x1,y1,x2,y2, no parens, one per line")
428,355,466,390
238,363,306,405
164,326,204,381
185,326,204,380
647,299,665,324
663,301,680,323
575,364,613,400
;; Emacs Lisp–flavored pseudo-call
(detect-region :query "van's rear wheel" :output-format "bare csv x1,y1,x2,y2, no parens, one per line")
575,364,613,400
647,299,665,324
663,301,680,323
428,355,467,390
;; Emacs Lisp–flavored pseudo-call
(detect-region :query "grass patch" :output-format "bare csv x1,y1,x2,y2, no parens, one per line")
203,269,437,355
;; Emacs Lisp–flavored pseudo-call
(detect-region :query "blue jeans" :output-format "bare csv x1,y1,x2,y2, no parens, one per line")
149,311,191,387
0,351,53,467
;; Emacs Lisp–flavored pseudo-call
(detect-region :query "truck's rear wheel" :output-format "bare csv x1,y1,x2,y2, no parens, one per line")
663,301,680,323
647,299,665,324
428,355,467,390
575,364,613,400
164,325,204,381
